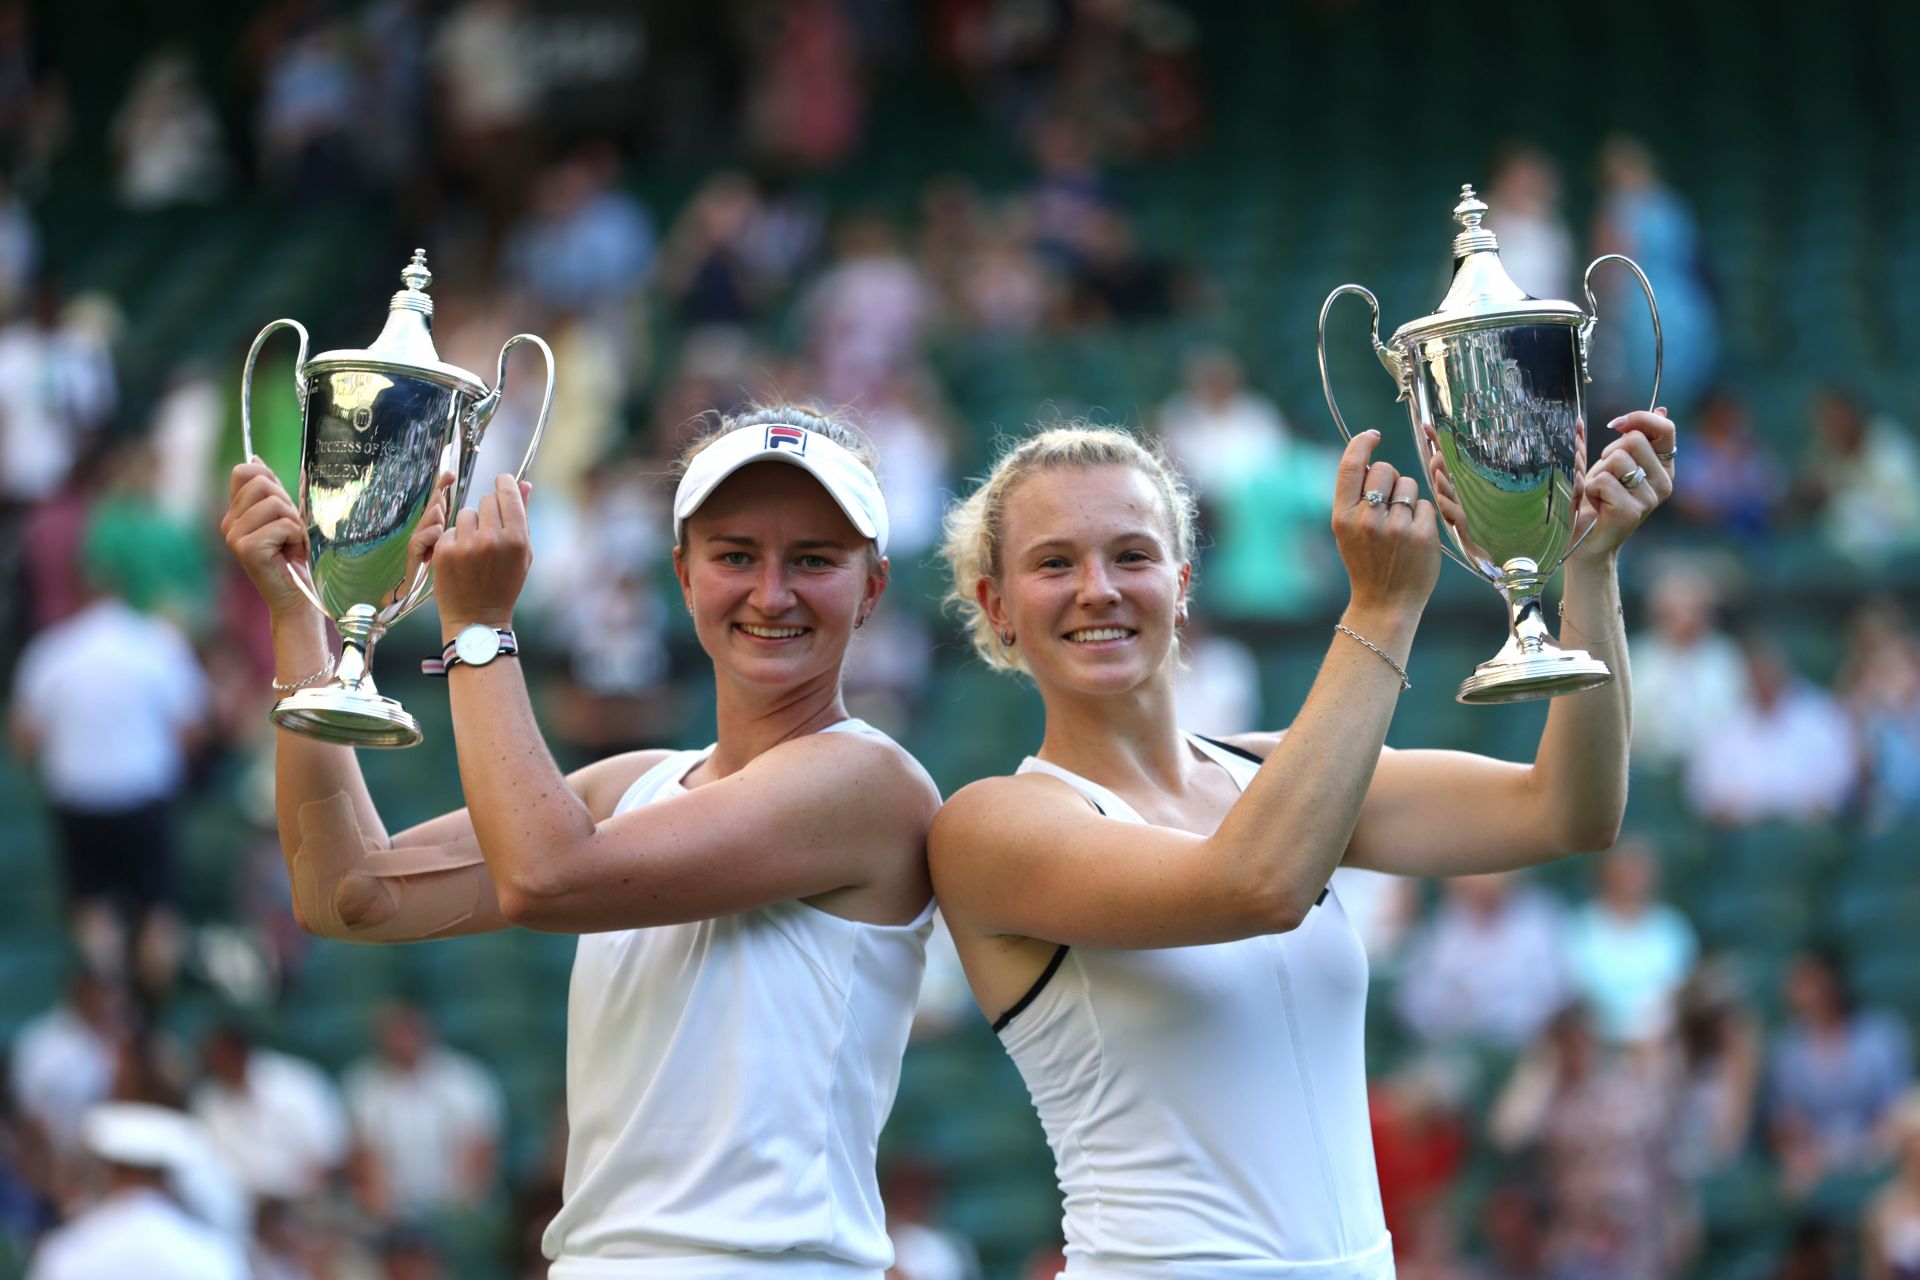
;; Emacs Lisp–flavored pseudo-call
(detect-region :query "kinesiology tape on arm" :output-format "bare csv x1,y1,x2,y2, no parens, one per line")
290,792,509,942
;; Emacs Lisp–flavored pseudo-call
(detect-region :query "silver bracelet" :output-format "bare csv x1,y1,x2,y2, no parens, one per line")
271,654,336,694
1335,624,1411,691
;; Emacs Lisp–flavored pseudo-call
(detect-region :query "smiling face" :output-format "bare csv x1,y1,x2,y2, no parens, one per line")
980,462,1188,698
675,461,886,690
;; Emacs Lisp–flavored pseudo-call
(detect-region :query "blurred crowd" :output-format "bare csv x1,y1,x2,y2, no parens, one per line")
0,1,1914,1278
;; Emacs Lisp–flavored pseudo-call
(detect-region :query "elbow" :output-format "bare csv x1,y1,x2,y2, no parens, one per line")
495,871,567,930
1247,882,1314,936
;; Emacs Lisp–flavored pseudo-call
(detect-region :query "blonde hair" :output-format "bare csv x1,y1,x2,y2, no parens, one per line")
675,404,884,570
939,422,1198,672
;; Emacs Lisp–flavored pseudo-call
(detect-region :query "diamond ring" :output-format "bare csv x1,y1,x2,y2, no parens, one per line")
1363,489,1387,507
1621,465,1648,490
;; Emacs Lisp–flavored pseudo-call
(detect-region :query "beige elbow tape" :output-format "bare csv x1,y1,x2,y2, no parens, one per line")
291,793,496,942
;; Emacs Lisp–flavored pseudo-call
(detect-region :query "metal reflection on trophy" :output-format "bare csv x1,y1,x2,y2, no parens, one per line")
241,250,555,747
1317,185,1663,704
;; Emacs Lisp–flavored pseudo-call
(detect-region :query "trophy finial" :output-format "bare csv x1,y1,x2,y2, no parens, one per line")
1450,183,1498,258
400,249,432,295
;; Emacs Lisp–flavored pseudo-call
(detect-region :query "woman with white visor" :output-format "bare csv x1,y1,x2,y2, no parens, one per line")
222,405,938,1278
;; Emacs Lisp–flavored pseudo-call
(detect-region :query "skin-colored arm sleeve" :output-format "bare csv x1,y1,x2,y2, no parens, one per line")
288,792,509,942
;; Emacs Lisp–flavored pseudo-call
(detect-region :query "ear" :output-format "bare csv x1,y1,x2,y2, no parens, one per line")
862,555,890,618
1176,560,1192,617
672,544,694,613
976,575,1010,636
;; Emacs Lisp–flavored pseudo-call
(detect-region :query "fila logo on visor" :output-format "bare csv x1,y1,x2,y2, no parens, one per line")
765,425,808,453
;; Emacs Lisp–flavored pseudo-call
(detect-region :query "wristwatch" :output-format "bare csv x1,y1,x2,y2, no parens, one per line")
422,626,518,676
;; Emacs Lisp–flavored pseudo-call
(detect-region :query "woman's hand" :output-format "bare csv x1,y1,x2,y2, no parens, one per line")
221,459,315,621
1569,409,1676,562
432,473,533,632
1331,430,1443,616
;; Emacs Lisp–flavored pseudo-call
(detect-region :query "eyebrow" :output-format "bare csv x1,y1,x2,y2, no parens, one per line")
1022,530,1162,554
706,534,852,551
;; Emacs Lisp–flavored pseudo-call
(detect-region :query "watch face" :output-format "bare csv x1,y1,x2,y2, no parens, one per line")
455,625,502,667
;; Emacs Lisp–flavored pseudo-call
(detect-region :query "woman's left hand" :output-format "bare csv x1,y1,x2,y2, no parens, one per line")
1569,409,1676,562
433,473,534,631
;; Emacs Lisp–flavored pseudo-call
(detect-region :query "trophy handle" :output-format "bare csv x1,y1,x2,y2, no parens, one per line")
1579,254,1663,413
240,318,326,617
470,333,557,482
1317,284,1408,442
1566,255,1664,563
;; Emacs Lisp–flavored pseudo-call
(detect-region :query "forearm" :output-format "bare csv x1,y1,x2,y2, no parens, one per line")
270,610,499,940
1529,553,1632,850
1216,603,1415,924
443,648,594,916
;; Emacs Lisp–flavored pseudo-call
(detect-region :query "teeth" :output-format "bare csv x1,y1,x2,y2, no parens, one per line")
1067,628,1132,642
740,624,807,638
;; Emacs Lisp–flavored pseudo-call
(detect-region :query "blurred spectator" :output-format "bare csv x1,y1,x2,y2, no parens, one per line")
147,364,224,527
1669,963,1762,1179
863,374,956,559
1066,208,1183,325
1171,615,1261,738
1628,561,1750,773
1669,386,1782,539
343,1004,504,1219
1565,839,1698,1044
8,971,131,1160
1485,144,1572,301
110,50,226,208
26,1103,246,1279
1837,600,1920,830
1158,347,1290,502
0,167,34,315
1489,1005,1686,1279
1686,634,1856,825
1368,1056,1471,1251
1864,1088,1920,1280
189,1023,347,1205
1397,873,1571,1050
253,15,361,196
430,0,538,212
960,206,1051,335
9,511,209,992
803,213,936,407
881,1159,980,1280
1768,1217,1848,1280
1590,135,1719,418
1769,948,1912,1196
743,0,866,170
1801,386,1920,566
657,171,771,330
356,0,432,186
1467,1184,1551,1280
1026,115,1113,270
502,141,655,327
0,281,117,508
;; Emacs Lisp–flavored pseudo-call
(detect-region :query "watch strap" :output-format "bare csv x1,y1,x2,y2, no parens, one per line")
422,628,518,676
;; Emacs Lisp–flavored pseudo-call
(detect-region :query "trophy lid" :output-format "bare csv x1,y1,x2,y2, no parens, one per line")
303,250,488,396
1389,185,1585,346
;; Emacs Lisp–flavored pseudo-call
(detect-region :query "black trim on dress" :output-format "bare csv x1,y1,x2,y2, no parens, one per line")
993,943,1071,1033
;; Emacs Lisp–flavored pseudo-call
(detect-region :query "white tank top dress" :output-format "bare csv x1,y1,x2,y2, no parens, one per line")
999,734,1393,1280
543,719,935,1279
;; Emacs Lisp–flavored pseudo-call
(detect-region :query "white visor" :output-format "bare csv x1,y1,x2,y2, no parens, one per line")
673,424,889,556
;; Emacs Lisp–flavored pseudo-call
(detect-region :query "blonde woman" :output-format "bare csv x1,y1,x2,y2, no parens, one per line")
932,414,1676,1278
223,406,937,1278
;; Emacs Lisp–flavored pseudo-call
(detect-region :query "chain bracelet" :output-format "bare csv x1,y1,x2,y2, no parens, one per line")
271,654,336,694
1334,624,1411,691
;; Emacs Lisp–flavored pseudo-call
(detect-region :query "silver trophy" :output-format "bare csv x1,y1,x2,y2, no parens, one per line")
1317,185,1661,704
241,250,554,746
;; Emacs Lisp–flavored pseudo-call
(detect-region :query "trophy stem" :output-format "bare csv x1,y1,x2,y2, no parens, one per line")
1455,587,1613,705
268,605,424,748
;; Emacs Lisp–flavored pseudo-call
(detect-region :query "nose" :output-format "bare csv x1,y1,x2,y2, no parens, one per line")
749,560,798,615
1075,559,1121,608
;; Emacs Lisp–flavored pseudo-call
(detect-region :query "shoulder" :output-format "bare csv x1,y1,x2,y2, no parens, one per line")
1218,730,1284,761
752,726,941,820
929,772,1098,880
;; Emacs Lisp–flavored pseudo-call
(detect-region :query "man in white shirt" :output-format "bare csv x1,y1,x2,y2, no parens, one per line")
1687,636,1859,825
343,1003,504,1218
1397,872,1573,1049
28,1103,247,1280
189,1024,349,1204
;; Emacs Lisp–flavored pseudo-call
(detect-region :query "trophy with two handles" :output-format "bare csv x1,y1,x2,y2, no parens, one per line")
1318,185,1662,704
242,251,555,747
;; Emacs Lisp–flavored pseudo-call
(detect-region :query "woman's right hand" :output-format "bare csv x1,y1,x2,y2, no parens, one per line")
221,458,314,621
1331,430,1442,616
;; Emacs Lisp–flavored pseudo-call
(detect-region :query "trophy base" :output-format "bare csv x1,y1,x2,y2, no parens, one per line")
1456,648,1613,705
270,686,423,749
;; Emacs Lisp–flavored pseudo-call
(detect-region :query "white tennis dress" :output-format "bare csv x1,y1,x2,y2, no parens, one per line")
999,735,1394,1279
543,719,935,1279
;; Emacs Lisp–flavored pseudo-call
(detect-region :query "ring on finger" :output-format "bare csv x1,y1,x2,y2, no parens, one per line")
1658,447,1677,462
1363,489,1387,507
1620,464,1648,490
1389,495,1416,508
